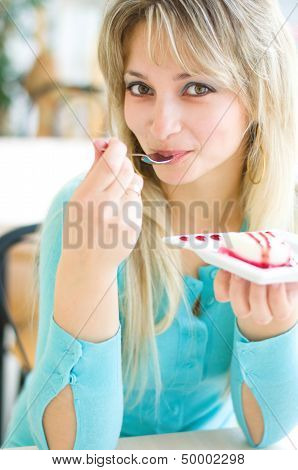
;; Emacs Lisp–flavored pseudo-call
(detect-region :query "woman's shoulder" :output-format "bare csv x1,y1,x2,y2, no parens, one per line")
48,172,86,212
41,172,86,233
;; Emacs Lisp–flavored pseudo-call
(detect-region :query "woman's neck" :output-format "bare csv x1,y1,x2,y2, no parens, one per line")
169,205,244,237
161,152,244,235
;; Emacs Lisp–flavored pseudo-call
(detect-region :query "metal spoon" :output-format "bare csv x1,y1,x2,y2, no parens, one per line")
98,141,172,165
132,153,173,165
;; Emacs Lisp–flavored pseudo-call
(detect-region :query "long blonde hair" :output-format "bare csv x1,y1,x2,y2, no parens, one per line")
31,0,298,417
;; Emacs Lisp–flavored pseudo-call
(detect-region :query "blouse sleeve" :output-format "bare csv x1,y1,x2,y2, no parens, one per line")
230,316,298,449
4,174,124,450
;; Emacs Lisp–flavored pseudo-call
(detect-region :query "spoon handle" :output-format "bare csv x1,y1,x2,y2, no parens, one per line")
131,153,153,164
131,153,170,165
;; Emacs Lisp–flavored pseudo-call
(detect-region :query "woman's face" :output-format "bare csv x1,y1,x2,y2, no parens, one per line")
123,22,249,186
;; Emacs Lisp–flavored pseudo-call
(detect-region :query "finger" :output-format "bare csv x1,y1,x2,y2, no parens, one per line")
121,174,144,231
88,137,128,191
268,282,294,321
286,282,298,313
285,281,298,295
92,138,110,162
249,282,272,325
105,158,140,199
214,269,232,302
125,173,144,196
121,172,144,201
229,274,251,319
84,138,110,179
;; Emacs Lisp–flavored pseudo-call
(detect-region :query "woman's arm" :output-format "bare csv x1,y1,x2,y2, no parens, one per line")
43,263,120,449
237,312,297,446
39,177,123,450
215,269,298,448
3,176,124,450
230,317,298,449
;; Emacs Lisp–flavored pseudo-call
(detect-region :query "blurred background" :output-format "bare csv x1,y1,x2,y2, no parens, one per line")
0,0,297,446
1,0,109,138
0,0,110,229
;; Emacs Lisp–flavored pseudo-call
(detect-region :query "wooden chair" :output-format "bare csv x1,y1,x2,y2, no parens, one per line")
0,224,41,444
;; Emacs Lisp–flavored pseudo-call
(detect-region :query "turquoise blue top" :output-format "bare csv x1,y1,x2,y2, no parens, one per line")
2,174,297,450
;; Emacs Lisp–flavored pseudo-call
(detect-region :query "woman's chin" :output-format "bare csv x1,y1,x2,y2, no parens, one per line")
156,170,201,186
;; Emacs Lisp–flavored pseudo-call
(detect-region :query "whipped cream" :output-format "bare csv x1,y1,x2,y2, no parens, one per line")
218,231,294,268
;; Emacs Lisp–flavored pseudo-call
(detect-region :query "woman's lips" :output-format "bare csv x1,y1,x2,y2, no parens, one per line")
150,150,193,163
154,150,191,157
167,150,193,164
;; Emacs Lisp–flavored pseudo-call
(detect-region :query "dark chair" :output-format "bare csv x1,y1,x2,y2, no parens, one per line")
0,223,41,444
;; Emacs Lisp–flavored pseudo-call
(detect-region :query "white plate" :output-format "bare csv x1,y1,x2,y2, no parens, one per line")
162,229,298,285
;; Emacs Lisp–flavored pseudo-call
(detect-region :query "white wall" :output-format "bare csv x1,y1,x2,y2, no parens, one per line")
0,137,93,226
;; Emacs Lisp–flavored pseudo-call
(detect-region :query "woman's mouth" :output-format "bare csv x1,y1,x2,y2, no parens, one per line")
165,151,193,165
150,151,193,164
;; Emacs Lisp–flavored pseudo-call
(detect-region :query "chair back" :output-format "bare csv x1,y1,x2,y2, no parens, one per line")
0,224,41,443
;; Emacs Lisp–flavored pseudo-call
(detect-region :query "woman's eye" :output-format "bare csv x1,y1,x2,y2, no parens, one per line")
126,83,152,96
125,81,213,97
184,83,211,97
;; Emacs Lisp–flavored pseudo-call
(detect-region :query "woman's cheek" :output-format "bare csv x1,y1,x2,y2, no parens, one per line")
123,96,132,127
124,96,140,133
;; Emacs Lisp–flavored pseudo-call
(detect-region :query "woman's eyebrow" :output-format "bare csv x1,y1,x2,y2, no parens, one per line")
124,70,200,81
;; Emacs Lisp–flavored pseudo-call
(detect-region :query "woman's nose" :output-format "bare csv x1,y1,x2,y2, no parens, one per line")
149,99,182,140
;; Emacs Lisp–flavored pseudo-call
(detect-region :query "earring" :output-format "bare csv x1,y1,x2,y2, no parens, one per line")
246,122,266,185
247,150,266,185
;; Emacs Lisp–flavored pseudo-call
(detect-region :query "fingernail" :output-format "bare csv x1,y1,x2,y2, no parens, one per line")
93,139,109,148
92,140,110,161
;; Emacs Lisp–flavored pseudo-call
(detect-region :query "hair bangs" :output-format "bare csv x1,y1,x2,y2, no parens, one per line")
144,1,236,92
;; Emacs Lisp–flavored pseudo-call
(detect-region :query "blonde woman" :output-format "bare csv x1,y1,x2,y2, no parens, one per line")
3,0,298,450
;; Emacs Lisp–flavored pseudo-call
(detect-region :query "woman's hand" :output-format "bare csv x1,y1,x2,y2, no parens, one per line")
214,270,298,340
54,137,144,342
61,136,144,272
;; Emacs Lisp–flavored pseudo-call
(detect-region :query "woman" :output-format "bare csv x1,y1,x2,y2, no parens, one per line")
3,0,298,450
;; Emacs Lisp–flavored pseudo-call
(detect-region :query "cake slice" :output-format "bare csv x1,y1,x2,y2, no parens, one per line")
217,231,294,268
